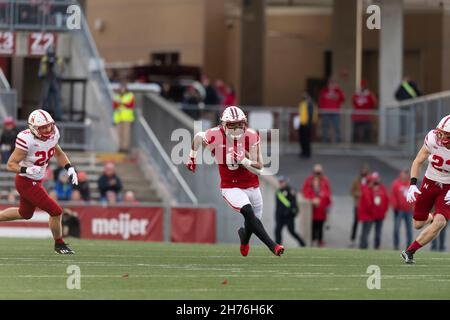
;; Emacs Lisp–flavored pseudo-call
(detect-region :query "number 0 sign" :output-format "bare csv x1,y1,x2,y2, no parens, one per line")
28,32,56,56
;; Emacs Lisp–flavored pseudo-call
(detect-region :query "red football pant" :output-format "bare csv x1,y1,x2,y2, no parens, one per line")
15,175,62,219
414,176,450,221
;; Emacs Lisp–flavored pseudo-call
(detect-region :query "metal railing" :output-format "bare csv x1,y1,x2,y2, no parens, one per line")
12,119,92,150
177,103,411,155
69,5,116,151
0,0,76,31
134,108,197,205
0,90,16,119
384,91,450,156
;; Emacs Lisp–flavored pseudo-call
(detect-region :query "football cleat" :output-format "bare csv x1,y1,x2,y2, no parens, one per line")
274,244,285,256
55,243,75,255
238,227,250,257
401,250,415,264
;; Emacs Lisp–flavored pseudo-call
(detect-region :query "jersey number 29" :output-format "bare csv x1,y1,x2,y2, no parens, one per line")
34,147,55,166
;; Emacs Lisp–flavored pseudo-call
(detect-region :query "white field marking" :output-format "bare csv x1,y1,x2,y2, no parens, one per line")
0,274,447,280
1,256,445,268
0,257,449,271
0,254,346,260
0,287,416,295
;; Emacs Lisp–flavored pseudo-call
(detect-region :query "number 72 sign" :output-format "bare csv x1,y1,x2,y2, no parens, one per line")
28,32,57,56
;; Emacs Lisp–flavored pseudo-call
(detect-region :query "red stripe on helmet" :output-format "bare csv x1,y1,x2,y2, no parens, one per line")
38,110,48,122
439,116,450,130
230,107,236,119
234,107,239,120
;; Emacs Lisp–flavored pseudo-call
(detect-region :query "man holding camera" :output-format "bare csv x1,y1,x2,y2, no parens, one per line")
39,46,64,121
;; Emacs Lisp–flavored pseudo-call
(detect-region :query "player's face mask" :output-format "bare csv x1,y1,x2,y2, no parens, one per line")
436,129,450,148
224,121,246,140
37,123,55,141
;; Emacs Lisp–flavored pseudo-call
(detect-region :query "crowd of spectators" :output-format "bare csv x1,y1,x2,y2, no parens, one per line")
34,161,137,207
160,75,236,121
275,163,447,252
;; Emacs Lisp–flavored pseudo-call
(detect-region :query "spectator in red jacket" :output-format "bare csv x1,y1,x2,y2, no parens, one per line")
319,78,345,143
391,169,414,250
358,172,389,249
351,80,377,143
302,164,332,247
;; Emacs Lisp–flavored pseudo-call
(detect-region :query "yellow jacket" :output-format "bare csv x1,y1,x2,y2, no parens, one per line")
298,99,318,126
113,92,135,124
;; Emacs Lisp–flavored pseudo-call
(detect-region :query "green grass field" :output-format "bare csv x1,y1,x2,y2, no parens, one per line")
0,238,449,299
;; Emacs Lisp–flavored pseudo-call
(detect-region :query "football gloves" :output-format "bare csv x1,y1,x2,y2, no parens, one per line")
186,157,196,173
406,185,421,203
67,166,78,185
25,166,44,178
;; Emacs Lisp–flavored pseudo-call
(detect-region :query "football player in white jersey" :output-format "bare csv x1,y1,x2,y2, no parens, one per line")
402,115,450,263
0,109,78,254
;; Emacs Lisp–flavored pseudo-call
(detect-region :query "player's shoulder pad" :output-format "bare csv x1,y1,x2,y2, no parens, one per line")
204,126,222,145
16,130,31,151
54,125,60,139
425,129,438,151
245,128,260,146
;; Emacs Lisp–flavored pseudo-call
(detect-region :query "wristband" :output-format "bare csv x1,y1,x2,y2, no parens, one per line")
410,177,417,185
20,167,27,174
64,163,72,170
241,158,252,167
189,150,197,159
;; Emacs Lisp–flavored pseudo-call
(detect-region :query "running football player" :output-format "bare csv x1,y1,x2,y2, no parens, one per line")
186,106,284,256
0,109,78,254
403,115,450,263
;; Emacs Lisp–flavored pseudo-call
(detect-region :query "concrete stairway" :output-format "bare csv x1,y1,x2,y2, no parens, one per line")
0,152,162,203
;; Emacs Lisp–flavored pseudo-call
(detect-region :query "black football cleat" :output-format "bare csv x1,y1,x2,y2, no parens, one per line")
401,250,415,264
55,243,75,255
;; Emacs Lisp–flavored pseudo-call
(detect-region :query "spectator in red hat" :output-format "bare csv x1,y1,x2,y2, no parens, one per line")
358,172,389,249
351,80,377,143
0,116,18,164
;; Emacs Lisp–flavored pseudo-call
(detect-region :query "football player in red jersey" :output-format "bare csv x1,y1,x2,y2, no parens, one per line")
0,109,78,254
402,115,450,263
186,106,284,256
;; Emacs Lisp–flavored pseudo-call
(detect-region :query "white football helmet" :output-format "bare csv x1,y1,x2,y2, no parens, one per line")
28,109,55,141
220,106,247,140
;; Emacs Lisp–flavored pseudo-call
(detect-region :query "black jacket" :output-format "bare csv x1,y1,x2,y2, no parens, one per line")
0,127,19,152
98,174,123,198
275,186,298,218
395,81,421,101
